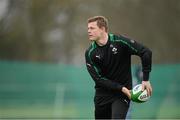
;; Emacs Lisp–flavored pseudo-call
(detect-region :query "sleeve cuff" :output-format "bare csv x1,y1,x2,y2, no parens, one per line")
118,85,123,91
143,72,149,81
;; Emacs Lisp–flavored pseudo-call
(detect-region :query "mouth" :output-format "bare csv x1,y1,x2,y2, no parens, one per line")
88,35,93,39
88,34,93,37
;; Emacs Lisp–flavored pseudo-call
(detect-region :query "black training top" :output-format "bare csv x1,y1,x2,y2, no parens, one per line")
85,33,152,97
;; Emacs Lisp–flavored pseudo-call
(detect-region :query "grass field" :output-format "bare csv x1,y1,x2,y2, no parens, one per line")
0,102,94,119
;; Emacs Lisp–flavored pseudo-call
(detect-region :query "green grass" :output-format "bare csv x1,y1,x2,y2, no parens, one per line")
0,102,94,119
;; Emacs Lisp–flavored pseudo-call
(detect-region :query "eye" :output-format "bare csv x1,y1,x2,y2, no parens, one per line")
88,27,94,30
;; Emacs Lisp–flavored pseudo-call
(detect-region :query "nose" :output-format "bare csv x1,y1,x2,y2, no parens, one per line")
88,28,91,33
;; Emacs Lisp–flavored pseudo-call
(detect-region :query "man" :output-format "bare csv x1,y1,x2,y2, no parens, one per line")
85,16,152,119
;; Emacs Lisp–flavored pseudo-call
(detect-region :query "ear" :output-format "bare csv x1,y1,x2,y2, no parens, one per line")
100,26,106,32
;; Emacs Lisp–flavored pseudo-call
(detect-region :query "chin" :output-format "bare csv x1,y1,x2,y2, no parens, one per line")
89,37,95,41
89,39,94,41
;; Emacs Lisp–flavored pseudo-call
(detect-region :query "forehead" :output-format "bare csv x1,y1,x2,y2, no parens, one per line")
88,21,98,27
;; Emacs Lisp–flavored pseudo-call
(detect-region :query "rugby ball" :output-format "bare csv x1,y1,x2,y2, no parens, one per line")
131,84,150,103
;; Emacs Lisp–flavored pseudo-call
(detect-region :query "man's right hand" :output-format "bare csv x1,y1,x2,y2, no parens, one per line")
122,87,131,99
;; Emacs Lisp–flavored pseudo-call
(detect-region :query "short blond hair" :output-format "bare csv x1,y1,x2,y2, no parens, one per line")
87,16,108,32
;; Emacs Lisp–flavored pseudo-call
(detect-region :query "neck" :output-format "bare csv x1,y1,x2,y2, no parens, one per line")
96,33,108,46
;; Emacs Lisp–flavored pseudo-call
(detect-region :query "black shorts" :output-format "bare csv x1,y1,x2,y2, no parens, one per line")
94,96,130,119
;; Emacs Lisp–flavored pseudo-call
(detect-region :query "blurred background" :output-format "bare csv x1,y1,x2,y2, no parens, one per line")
0,0,179,119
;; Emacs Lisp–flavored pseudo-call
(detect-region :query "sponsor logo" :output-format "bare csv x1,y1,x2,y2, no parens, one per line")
95,55,101,59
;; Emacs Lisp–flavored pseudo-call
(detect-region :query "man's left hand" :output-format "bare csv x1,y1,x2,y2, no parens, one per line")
142,81,152,97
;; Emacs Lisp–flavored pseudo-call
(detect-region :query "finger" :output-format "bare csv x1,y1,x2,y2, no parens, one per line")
128,90,131,99
128,92,131,99
141,83,145,91
146,87,150,97
149,86,152,96
148,86,153,97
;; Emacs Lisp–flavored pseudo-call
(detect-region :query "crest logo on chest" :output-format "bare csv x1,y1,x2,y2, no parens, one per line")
110,44,118,54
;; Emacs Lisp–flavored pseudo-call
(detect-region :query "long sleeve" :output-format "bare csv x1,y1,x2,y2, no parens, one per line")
118,35,152,81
